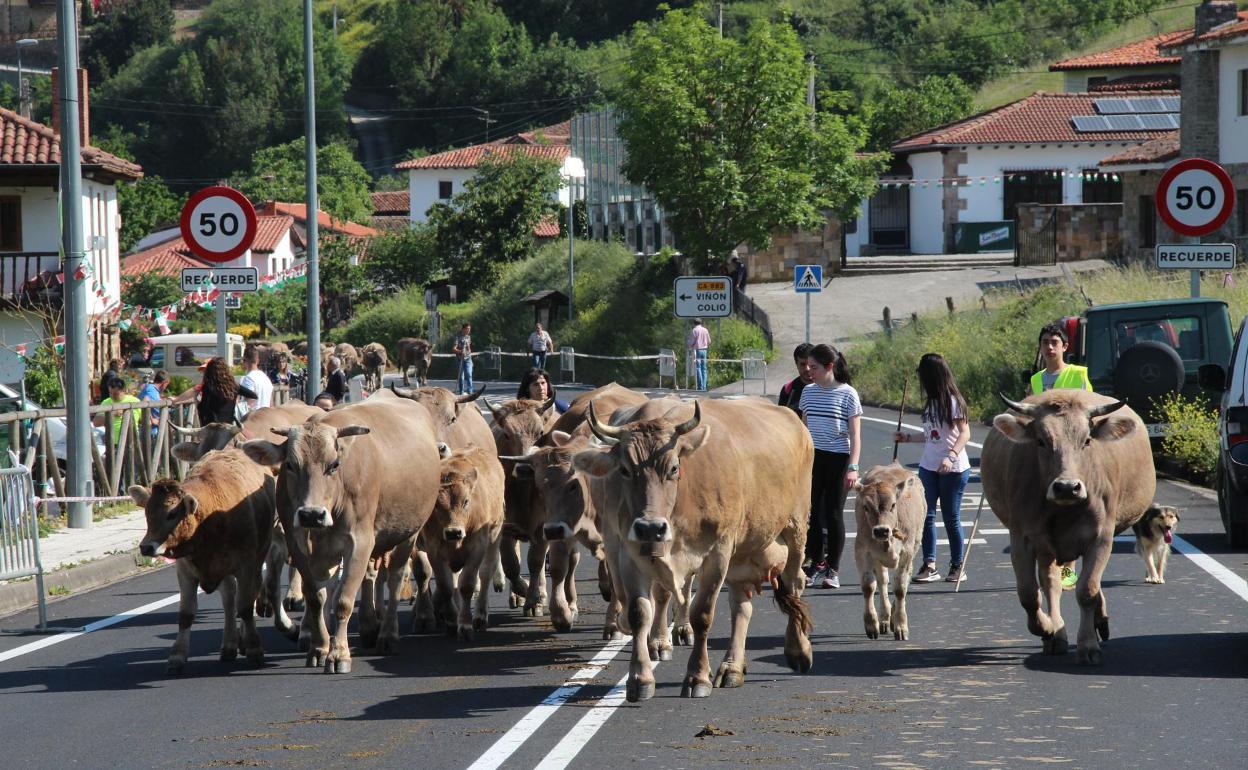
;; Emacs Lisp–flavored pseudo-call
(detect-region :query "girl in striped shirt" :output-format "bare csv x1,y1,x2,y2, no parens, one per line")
797,344,862,589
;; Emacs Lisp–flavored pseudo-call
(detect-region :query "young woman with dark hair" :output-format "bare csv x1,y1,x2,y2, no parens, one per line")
195,357,258,425
894,352,971,584
516,368,569,413
797,343,861,589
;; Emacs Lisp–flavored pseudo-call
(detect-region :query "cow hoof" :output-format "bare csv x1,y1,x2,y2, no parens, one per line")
1096,618,1110,642
627,679,655,702
865,623,879,640
255,603,273,618
166,656,186,674
492,574,505,593
784,648,813,674
552,616,573,633
680,677,712,699
654,646,673,662
374,634,400,656
281,625,299,643
509,593,524,609
673,624,694,646
219,646,238,662
325,657,352,674
713,667,745,689
1078,647,1103,666
307,652,326,668
457,624,474,642
1145,576,1158,584
1042,635,1069,656
472,616,489,632
524,602,547,618
602,626,619,640
246,649,265,667
411,616,436,634
894,628,908,641
283,597,305,612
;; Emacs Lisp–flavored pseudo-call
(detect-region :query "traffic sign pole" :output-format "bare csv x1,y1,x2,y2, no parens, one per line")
216,292,229,359
805,293,811,344
304,0,321,405
1188,234,1201,298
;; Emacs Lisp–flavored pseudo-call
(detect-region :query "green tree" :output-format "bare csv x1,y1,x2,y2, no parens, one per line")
615,9,881,270
428,151,561,295
865,74,974,151
117,179,184,253
235,138,373,225
82,0,174,81
365,223,443,290
319,235,372,328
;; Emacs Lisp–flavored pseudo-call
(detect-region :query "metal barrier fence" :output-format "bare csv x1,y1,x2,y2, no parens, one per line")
742,349,768,395
658,348,677,390
559,347,576,383
0,462,59,631
734,288,774,349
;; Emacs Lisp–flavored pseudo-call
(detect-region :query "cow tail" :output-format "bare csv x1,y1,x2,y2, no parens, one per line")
772,576,813,635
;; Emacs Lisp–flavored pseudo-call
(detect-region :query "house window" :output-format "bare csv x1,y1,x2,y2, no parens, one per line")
1240,69,1248,116
1004,170,1062,220
0,196,21,251
1139,195,1156,248
1081,170,1122,204
1238,189,1248,235
438,181,453,200
1087,76,1108,90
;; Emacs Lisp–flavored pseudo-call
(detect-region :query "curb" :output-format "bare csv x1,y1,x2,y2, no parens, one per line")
0,550,170,620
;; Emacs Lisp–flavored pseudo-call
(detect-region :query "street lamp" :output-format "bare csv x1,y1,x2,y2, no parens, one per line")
560,155,585,320
16,38,37,119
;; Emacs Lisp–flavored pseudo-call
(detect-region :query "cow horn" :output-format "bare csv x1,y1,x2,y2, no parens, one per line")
497,446,538,461
587,401,624,444
270,427,292,437
336,425,371,438
390,383,416,398
1087,399,1128,419
540,395,556,414
673,401,702,436
170,423,200,437
486,400,504,420
457,384,486,404
998,392,1039,416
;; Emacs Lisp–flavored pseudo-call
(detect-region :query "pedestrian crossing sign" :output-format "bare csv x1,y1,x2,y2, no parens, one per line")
794,264,822,293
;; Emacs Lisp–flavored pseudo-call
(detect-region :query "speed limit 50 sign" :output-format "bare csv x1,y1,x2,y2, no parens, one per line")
179,185,258,263
1155,158,1236,237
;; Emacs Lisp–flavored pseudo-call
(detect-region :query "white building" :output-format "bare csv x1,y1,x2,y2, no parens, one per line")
121,215,302,283
845,91,1179,256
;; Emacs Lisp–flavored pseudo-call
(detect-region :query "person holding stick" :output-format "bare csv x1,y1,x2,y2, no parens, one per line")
894,353,971,584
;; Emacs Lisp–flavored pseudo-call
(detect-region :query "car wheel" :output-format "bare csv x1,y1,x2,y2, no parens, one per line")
1221,463,1248,548
1112,341,1185,421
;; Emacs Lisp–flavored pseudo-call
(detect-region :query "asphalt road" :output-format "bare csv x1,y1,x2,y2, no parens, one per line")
1,393,1245,770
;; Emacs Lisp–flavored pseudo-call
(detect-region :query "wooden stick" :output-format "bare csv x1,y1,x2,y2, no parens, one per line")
891,377,909,463
956,493,987,594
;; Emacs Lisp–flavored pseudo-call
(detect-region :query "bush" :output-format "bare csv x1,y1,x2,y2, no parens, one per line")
339,286,428,358
1156,392,1219,483
167,375,194,396
23,346,64,408
229,323,261,339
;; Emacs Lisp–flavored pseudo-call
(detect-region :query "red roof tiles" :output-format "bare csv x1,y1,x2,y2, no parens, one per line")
395,143,569,171
251,216,294,253
533,216,560,239
0,105,141,178
890,91,1180,152
370,190,409,215
1088,74,1181,92
1050,29,1187,71
1162,11,1248,49
254,201,378,238
122,238,209,279
1099,131,1180,166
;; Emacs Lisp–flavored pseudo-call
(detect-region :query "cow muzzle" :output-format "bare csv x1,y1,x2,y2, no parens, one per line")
629,517,671,544
139,540,164,558
543,522,573,541
871,526,892,541
443,526,466,542
296,506,333,529
1047,478,1087,504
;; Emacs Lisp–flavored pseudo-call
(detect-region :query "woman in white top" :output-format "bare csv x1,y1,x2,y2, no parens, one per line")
894,353,972,584
797,344,862,590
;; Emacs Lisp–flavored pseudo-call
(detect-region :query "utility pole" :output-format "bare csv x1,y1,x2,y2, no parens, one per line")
304,0,320,402
58,0,90,528
806,53,816,129
471,107,496,142
717,2,723,37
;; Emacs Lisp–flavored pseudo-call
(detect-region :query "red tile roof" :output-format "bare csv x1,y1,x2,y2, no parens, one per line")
370,190,409,215
1099,131,1180,166
395,142,569,171
0,105,142,179
255,201,378,238
508,120,571,145
251,215,294,253
1088,74,1181,92
122,237,209,279
1050,29,1187,71
533,216,560,239
1162,11,1248,50
371,215,411,231
891,91,1181,152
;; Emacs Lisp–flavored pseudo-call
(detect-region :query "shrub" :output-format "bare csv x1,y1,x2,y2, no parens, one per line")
167,375,194,396
339,286,428,358
229,323,261,339
23,346,64,408
1156,392,1219,483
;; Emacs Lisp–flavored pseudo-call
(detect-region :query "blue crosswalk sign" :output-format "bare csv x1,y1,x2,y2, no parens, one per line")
794,264,822,293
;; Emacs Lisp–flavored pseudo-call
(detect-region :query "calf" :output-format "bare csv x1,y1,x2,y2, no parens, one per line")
853,463,925,640
129,449,277,672
398,337,433,387
425,444,505,640
360,342,388,390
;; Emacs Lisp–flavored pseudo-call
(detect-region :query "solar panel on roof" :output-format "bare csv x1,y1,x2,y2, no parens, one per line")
1095,98,1132,114
1160,96,1180,112
1094,97,1179,115
1106,114,1144,130
1072,115,1112,132
1138,113,1180,130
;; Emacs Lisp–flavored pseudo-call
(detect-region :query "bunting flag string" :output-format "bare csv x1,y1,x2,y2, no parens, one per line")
874,169,1121,188
116,262,309,331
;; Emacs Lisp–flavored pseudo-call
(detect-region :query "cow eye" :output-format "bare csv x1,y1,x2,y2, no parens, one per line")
1083,436,1092,448
619,465,633,479
565,481,578,495
327,459,340,475
667,466,680,480
462,499,470,509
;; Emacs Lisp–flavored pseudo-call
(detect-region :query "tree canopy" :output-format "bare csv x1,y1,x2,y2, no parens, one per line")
234,139,374,226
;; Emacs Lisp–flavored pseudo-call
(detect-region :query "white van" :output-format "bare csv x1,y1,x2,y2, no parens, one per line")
134,333,245,381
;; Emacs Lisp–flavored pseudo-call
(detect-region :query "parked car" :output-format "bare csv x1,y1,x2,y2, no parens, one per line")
1200,313,1248,547
1058,298,1235,439
129,332,245,382
0,383,107,469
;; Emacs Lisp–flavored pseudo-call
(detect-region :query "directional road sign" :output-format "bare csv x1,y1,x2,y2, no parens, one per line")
179,185,258,263
1156,243,1236,270
181,267,259,293
794,264,822,293
673,276,733,318
1156,158,1236,237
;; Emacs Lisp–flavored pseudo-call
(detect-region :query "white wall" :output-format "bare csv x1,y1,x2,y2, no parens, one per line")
407,169,475,223
81,179,121,315
909,152,945,254
1219,43,1248,165
0,310,46,386
1061,66,1178,93
846,197,869,258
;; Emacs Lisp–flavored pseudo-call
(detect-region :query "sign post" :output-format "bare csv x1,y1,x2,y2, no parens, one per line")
794,264,823,343
179,186,258,358
1155,158,1237,298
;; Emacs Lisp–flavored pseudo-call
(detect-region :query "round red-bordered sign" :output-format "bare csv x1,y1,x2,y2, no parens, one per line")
1155,158,1236,237
179,185,258,263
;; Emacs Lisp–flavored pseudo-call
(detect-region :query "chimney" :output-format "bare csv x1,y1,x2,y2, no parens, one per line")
49,67,90,146
1196,1,1239,37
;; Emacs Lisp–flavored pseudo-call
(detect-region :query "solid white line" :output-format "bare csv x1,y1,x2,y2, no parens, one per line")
465,636,628,770
860,414,986,449
1112,534,1248,603
0,592,180,665
534,663,657,770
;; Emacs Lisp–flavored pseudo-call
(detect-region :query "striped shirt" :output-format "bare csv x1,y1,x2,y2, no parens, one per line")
798,381,862,454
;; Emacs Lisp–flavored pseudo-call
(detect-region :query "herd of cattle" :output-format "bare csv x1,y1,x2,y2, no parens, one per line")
256,337,435,390
128,381,1159,699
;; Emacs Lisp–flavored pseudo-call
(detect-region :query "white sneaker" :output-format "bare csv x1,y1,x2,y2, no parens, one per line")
820,570,839,589
913,563,942,583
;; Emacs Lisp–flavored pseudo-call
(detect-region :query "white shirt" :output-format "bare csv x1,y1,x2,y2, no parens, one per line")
919,397,971,473
241,368,273,409
528,330,552,352
798,381,861,454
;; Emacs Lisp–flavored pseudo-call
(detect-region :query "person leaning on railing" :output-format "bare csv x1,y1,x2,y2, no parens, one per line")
169,357,258,424
94,375,140,438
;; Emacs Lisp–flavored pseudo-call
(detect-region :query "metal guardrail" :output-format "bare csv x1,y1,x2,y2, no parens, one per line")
658,348,677,390
742,349,768,395
560,347,576,383
0,461,76,633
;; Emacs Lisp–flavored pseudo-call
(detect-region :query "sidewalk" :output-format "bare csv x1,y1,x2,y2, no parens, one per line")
739,258,1111,394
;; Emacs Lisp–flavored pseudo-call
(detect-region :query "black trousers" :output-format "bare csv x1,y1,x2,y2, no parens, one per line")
808,449,851,571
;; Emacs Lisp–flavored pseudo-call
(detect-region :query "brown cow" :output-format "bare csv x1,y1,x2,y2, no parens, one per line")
242,397,441,673
426,444,505,640
398,337,433,387
982,390,1154,665
129,449,277,672
853,463,925,641
574,398,814,702
489,396,558,615
333,342,359,375
360,342,388,390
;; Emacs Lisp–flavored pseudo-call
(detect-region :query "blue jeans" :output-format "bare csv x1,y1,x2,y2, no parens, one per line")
694,349,708,391
532,351,547,370
919,467,970,566
457,357,473,394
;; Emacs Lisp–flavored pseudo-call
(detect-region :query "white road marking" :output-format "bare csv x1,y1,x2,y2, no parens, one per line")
861,414,986,449
0,592,181,665
465,636,629,770
534,662,658,770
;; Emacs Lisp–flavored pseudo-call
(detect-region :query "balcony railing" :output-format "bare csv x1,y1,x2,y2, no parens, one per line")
0,252,61,305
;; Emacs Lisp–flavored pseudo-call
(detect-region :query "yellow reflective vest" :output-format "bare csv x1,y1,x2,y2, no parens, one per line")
1031,365,1091,395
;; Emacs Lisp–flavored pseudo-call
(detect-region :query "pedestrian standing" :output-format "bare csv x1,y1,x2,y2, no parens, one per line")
798,344,862,589
454,322,474,395
325,355,348,404
687,318,711,391
895,353,971,584
240,344,273,411
527,322,554,370
95,375,141,438
730,253,748,292
188,357,258,424
137,370,169,438
778,342,814,413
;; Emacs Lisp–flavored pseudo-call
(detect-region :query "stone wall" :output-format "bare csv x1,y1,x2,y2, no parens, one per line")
1181,51,1220,161
941,149,968,252
1016,203,1124,262
733,215,843,282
